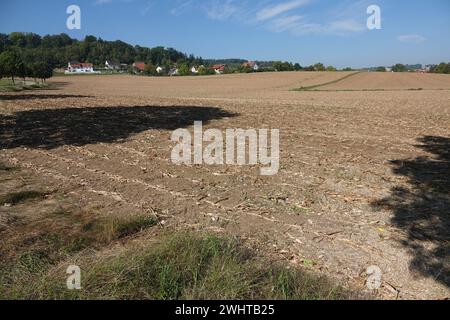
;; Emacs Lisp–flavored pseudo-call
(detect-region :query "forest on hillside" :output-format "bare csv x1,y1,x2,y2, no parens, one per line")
0,32,203,69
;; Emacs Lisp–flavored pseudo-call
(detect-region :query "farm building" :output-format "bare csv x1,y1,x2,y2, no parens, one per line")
212,64,226,74
132,62,146,73
65,61,98,74
242,61,259,71
105,60,122,70
191,66,199,74
156,66,165,74
169,68,179,76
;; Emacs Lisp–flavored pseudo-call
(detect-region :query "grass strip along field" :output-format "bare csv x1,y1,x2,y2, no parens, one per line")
3,233,356,300
0,162,360,300
294,72,361,91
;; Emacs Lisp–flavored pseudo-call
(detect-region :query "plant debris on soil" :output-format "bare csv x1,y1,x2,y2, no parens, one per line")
1,72,449,300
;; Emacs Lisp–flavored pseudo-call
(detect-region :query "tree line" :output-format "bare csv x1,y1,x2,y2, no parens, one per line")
430,62,450,74
1,32,337,79
0,32,209,83
378,63,450,73
0,32,203,69
0,48,53,84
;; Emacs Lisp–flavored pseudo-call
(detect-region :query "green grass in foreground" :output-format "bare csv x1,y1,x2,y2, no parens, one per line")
2,233,360,300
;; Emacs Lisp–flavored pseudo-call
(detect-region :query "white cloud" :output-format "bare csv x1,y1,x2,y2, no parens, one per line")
256,0,310,21
397,34,426,44
203,0,239,21
268,15,364,36
170,0,195,16
270,15,304,32
327,19,365,34
257,0,364,36
167,1,364,36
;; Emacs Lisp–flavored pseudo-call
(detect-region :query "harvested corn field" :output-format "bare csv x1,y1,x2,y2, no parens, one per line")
1,72,450,300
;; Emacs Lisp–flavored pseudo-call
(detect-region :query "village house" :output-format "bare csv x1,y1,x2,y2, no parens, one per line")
191,66,199,74
132,62,146,73
105,60,122,70
418,65,432,73
212,64,226,74
169,68,179,76
156,66,165,74
65,61,98,74
242,61,259,71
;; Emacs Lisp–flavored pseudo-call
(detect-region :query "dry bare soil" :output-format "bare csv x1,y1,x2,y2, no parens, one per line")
1,72,449,299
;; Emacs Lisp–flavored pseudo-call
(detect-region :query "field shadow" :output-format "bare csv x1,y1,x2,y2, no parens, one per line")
0,105,237,149
0,94,93,101
372,136,450,287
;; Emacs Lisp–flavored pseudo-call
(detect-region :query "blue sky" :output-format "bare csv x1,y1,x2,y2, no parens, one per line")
0,0,449,68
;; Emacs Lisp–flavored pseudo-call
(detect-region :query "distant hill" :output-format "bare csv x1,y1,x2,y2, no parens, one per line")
362,64,424,72
0,32,301,71
405,64,422,71
0,32,202,69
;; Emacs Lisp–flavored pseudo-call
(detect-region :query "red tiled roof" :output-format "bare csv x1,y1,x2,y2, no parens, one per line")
133,62,146,71
242,61,257,67
212,64,225,71
69,62,93,68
